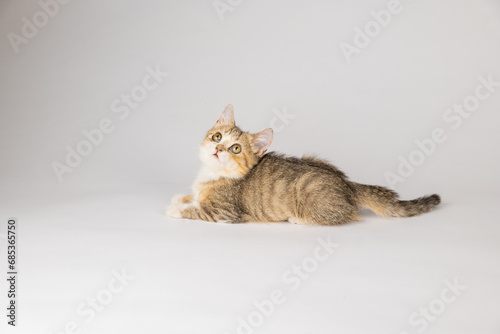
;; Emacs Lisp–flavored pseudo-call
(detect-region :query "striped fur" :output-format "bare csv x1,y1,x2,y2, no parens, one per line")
166,106,441,225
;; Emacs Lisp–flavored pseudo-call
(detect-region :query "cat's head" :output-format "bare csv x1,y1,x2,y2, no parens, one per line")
199,105,273,178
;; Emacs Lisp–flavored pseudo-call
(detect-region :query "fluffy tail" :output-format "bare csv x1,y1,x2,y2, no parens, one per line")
352,182,441,217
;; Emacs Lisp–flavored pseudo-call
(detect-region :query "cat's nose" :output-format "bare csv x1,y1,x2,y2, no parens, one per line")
216,144,225,152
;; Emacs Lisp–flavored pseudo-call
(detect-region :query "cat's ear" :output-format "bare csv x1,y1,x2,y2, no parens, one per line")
216,104,235,126
251,128,273,157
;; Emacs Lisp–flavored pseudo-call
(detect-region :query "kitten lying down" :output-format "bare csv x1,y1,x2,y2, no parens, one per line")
167,105,440,225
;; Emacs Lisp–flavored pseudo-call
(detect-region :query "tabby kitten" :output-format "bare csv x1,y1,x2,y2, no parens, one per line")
166,105,440,225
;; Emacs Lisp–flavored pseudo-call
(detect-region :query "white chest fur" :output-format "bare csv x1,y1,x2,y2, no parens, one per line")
191,166,221,202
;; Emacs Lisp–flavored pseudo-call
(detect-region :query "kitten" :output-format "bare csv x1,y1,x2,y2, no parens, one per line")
166,105,440,225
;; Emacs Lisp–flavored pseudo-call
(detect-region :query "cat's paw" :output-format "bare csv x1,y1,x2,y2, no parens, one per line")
171,194,192,206
166,204,182,219
171,194,184,205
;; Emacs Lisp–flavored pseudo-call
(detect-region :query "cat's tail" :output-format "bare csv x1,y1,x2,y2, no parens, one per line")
351,182,441,217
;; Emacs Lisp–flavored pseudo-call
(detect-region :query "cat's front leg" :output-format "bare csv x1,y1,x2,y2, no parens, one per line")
166,202,220,222
177,205,220,222
166,194,194,219
166,198,215,221
166,200,241,223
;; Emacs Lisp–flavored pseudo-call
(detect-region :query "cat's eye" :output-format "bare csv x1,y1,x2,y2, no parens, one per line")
229,144,241,154
212,133,222,142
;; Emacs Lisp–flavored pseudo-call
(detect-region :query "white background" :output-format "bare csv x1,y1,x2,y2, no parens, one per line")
1,0,499,333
